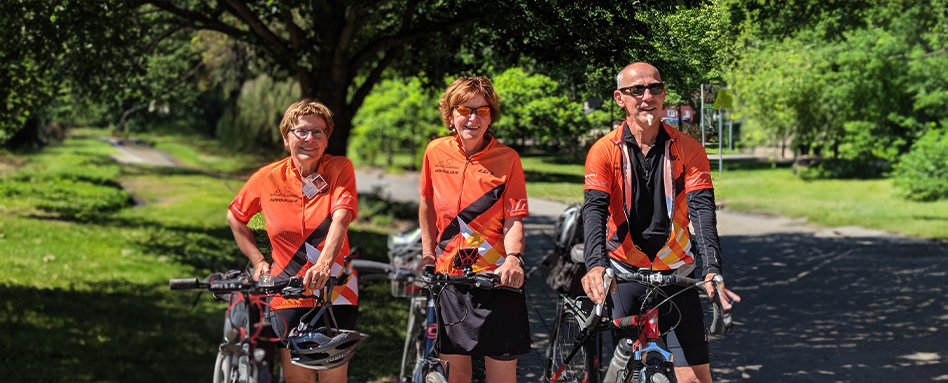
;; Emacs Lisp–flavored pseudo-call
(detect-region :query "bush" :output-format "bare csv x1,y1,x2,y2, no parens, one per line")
0,155,132,220
796,157,887,180
892,129,948,201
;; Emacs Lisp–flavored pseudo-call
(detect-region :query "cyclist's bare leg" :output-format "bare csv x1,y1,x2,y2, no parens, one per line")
675,363,712,383
441,354,472,383
280,348,316,383
484,357,517,383
317,361,349,383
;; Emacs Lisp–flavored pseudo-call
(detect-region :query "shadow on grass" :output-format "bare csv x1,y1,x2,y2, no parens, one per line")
0,281,220,383
0,227,409,383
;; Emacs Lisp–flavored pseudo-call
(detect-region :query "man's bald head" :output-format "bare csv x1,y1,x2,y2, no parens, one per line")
616,62,662,88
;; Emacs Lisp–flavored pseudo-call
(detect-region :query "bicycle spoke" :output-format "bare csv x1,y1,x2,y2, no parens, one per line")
548,302,594,383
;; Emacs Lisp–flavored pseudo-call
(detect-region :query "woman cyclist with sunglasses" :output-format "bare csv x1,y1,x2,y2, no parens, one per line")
418,76,531,383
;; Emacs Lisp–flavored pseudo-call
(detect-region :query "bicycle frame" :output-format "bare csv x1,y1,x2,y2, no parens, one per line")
549,269,730,383
216,287,278,383
171,262,355,383
410,284,449,383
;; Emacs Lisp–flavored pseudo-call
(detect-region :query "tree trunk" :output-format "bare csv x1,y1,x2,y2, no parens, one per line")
307,80,352,157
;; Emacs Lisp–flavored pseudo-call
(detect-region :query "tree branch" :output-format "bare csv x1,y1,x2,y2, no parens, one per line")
223,0,291,58
348,47,402,116
144,23,186,54
349,18,472,74
143,1,243,37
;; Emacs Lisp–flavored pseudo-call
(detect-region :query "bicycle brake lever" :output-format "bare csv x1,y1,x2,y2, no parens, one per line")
590,268,615,326
709,275,732,335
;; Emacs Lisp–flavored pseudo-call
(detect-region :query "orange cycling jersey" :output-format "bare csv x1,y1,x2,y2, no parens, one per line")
229,156,359,310
584,122,713,270
419,136,529,275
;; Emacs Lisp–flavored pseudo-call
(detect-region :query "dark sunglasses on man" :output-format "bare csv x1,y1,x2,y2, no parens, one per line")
617,82,665,97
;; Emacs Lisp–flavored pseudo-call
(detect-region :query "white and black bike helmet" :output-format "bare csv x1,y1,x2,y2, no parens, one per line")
287,326,368,370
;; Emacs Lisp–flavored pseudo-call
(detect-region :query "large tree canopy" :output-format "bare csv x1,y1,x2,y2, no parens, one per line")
2,0,714,154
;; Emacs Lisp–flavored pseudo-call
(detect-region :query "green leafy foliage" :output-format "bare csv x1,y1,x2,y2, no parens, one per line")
893,128,948,201
350,78,441,170
492,68,603,152
724,0,948,181
216,74,301,154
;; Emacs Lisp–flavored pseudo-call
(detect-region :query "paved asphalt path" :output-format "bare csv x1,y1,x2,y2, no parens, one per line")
357,168,948,383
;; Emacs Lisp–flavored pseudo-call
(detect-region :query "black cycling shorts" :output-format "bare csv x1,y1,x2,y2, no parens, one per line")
270,305,359,348
437,284,531,358
609,282,710,366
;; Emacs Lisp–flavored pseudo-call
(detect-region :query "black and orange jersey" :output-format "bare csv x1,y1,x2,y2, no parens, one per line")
419,136,529,275
229,156,359,310
584,122,713,270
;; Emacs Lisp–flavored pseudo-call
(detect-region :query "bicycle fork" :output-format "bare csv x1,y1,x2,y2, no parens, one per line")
604,310,676,383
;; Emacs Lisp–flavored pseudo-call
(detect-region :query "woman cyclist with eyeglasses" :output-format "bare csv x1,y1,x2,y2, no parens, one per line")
418,76,531,383
227,99,361,383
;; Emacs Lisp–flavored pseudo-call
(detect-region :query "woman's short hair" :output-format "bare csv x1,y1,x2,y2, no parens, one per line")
438,77,501,130
279,99,335,138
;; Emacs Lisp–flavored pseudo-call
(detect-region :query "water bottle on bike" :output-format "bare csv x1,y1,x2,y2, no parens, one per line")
603,338,634,383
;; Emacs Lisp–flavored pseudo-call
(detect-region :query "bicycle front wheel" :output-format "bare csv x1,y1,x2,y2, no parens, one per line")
400,296,428,383
213,351,237,383
545,298,597,383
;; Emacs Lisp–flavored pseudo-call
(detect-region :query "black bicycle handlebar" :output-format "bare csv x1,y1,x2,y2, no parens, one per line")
581,268,732,336
420,265,523,294
169,270,352,299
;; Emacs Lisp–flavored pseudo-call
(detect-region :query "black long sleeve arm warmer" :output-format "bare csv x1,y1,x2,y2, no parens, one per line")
582,189,612,270
686,188,723,276
582,188,724,276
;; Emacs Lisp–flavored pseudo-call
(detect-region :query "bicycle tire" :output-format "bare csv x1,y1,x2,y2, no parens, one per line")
213,350,236,383
400,296,427,383
546,300,597,383
424,371,448,383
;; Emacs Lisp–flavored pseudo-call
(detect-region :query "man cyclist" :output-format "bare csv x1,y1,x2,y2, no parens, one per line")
580,62,740,383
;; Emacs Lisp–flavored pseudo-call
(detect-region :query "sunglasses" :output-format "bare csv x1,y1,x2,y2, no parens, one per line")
454,105,491,116
617,82,666,97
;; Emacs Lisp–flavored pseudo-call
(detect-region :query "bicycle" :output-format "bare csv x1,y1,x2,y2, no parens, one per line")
169,263,354,383
546,267,732,383
352,246,524,383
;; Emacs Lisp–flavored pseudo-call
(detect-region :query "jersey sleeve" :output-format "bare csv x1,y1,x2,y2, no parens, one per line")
683,140,714,194
229,168,265,223
584,139,614,193
330,158,359,218
504,152,529,218
418,141,435,198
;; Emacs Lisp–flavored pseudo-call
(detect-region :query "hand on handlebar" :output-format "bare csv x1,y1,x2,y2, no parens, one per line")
252,261,271,282
494,257,525,288
581,266,617,305
704,273,741,314
303,260,333,290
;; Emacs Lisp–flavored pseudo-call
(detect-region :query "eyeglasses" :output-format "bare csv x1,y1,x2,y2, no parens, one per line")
453,105,491,117
289,128,328,139
617,82,666,97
